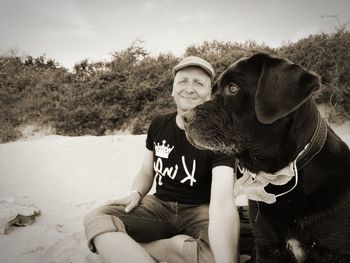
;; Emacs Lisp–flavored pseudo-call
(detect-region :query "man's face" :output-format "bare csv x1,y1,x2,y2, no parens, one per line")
172,66,212,112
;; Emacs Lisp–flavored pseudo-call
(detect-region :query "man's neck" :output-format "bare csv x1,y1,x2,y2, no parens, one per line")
176,112,185,130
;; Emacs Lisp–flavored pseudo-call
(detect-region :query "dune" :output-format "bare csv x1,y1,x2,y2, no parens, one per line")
0,122,349,263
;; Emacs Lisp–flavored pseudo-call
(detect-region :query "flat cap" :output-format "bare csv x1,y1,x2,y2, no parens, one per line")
173,56,215,80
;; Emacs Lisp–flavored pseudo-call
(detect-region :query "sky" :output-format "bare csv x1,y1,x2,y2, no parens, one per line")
0,0,349,70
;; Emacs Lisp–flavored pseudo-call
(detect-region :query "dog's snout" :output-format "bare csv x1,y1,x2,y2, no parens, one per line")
182,110,195,124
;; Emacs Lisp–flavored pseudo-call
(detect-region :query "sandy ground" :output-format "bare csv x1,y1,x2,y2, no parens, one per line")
0,123,349,263
0,135,147,263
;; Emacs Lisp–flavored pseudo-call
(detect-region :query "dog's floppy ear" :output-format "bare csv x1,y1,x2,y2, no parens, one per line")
255,54,320,124
211,80,219,95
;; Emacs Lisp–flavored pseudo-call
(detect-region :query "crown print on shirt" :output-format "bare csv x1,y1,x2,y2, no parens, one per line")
154,140,174,159
153,139,197,187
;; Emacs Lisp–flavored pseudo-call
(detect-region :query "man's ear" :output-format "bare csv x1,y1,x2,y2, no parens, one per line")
255,55,320,124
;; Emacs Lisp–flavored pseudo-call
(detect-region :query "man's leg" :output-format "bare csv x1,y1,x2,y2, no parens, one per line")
177,204,215,263
141,234,193,263
84,196,213,263
95,232,156,263
84,195,173,262
134,203,215,263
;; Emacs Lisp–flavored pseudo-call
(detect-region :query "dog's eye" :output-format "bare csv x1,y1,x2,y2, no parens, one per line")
228,83,239,95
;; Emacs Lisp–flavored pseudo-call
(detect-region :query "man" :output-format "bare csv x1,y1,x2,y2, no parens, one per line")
84,56,240,263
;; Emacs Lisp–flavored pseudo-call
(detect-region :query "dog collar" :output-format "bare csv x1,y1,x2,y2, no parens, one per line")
235,113,328,204
235,162,297,204
295,113,328,170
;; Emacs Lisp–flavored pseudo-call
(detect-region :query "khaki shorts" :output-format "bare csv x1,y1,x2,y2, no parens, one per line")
84,195,214,263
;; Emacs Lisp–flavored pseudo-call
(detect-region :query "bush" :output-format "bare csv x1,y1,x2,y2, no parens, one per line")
1,30,349,142
277,29,350,112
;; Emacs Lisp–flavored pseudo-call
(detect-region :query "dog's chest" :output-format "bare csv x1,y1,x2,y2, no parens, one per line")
286,238,306,263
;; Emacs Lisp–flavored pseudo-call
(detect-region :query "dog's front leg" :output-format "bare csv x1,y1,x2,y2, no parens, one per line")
255,240,296,263
250,205,296,263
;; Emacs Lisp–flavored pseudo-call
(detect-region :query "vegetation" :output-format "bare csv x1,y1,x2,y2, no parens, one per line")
1,30,349,143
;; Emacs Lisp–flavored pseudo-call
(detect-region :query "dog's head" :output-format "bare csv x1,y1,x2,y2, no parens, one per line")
183,53,321,171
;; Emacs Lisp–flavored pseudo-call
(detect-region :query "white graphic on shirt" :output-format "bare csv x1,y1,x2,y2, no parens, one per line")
153,139,197,186
154,157,178,185
153,156,197,187
180,156,197,186
154,140,174,159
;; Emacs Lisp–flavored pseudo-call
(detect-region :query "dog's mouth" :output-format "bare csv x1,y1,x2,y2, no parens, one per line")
182,108,239,155
185,132,220,152
188,133,238,155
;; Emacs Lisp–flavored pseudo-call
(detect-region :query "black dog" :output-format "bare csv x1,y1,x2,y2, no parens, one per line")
183,53,350,262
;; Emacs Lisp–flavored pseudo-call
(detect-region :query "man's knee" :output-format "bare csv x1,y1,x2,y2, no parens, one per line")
84,207,100,228
181,236,214,263
84,205,126,229
83,205,126,252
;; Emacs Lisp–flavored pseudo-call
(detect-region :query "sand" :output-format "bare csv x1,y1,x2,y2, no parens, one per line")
0,135,147,263
0,123,349,263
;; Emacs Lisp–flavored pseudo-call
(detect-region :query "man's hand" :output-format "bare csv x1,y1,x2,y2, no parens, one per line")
106,191,142,213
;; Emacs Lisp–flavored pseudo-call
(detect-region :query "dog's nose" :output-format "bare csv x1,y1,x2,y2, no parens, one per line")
182,110,195,124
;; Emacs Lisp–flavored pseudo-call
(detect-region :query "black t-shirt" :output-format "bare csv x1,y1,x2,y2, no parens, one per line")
146,112,235,204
